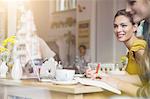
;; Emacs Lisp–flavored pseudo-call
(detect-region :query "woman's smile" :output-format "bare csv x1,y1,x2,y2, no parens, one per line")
117,32,125,38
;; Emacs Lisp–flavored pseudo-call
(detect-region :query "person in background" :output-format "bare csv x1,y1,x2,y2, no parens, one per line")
113,9,146,75
79,45,91,63
74,45,91,74
87,0,150,97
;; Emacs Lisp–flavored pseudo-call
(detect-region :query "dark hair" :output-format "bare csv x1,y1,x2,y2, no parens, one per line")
79,45,86,50
114,9,135,25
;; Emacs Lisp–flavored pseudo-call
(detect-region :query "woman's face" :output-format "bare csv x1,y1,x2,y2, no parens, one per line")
114,15,137,42
126,0,150,23
79,47,86,56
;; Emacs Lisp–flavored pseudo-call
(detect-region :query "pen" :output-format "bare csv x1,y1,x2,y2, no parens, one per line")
96,63,100,74
96,64,102,79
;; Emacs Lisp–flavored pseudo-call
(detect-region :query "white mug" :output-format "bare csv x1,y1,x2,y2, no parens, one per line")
55,69,75,81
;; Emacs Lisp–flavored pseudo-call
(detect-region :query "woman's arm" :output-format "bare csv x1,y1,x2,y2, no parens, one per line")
102,76,139,96
117,79,140,96
114,74,142,86
102,73,150,97
119,79,150,97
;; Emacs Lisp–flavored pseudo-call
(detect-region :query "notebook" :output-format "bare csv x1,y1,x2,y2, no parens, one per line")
76,78,121,94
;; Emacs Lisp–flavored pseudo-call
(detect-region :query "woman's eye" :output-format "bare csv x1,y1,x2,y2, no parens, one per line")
121,24,127,27
114,25,117,28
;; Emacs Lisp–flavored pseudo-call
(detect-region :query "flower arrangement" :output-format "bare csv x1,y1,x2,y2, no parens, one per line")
0,36,16,66
120,55,128,67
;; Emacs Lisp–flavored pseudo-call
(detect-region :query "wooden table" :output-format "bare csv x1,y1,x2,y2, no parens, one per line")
0,79,115,99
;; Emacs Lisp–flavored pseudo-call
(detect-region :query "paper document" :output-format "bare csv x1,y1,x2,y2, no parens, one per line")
76,78,121,94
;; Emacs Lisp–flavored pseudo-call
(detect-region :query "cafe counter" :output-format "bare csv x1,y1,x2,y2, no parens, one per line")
0,79,115,99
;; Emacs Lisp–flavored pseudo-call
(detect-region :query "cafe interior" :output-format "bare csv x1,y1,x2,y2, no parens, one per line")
0,0,143,99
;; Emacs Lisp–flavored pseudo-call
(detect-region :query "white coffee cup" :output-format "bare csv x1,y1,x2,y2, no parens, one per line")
55,69,75,81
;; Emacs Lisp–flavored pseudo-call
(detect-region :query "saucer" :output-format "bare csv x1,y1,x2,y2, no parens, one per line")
74,74,84,77
21,75,38,79
41,79,78,85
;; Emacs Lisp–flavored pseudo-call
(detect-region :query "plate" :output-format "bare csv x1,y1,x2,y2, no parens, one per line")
41,79,78,85
21,75,38,79
74,74,84,77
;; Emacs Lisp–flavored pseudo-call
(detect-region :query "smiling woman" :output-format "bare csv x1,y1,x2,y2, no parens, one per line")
113,9,146,75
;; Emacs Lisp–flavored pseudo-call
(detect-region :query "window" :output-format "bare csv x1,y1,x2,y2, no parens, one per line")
55,0,76,12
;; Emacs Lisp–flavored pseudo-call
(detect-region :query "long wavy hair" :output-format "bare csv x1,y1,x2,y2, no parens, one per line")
140,46,149,70
139,19,150,74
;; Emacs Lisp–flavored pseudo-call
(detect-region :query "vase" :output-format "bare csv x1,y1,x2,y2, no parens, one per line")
0,61,8,78
11,59,23,80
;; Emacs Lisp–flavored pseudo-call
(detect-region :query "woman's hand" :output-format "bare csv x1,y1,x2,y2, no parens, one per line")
85,68,98,79
85,67,109,79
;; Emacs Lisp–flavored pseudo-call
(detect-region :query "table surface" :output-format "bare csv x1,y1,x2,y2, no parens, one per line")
0,78,104,94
